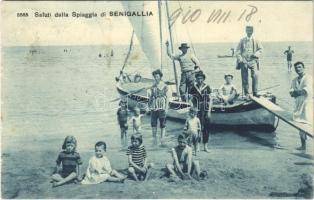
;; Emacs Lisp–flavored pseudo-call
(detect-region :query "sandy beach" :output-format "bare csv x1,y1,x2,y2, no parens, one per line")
2,114,313,199
1,42,313,198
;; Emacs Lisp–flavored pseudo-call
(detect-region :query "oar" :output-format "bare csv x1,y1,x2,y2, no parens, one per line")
110,87,150,102
241,84,281,98
257,84,280,92
232,84,281,105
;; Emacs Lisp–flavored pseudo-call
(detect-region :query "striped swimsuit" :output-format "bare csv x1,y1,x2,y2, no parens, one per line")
126,145,147,167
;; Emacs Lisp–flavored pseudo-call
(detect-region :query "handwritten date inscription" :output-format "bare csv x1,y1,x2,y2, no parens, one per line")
170,5,258,27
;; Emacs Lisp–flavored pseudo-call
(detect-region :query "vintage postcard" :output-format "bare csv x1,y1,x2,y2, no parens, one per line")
1,0,313,199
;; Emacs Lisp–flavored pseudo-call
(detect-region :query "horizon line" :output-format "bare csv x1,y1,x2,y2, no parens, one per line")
2,40,313,47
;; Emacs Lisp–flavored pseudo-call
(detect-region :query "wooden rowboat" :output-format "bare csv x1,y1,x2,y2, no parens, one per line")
116,76,278,133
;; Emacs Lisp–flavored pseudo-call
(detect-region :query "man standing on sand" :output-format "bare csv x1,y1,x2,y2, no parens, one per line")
166,41,200,101
284,46,294,72
236,26,263,97
289,61,313,151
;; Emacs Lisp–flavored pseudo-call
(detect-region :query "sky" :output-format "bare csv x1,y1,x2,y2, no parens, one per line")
1,1,313,46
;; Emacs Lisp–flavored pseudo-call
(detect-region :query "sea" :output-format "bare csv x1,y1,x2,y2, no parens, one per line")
1,42,313,152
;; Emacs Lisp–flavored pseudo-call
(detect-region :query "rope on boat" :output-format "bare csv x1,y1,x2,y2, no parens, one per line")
121,31,135,74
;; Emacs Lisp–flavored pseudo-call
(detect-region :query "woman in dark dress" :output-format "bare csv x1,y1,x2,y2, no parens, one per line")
188,71,212,152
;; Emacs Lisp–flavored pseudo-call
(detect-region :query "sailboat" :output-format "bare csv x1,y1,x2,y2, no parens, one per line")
116,1,278,132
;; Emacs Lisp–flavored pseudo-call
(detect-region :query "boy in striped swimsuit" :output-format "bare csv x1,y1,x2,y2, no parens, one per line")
127,133,153,181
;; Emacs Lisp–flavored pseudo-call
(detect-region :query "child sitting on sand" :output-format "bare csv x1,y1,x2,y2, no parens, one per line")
51,136,83,187
117,99,129,147
184,107,201,155
127,133,153,181
130,107,144,133
81,141,126,184
165,134,204,181
217,74,238,105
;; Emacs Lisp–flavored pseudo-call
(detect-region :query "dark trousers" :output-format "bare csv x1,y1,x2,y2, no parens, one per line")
241,63,258,95
179,71,195,100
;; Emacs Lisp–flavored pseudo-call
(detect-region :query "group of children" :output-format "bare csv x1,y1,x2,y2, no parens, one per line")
51,74,239,187
51,133,151,187
51,132,207,187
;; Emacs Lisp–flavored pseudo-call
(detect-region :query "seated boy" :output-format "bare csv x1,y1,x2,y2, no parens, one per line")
217,74,238,105
165,134,202,181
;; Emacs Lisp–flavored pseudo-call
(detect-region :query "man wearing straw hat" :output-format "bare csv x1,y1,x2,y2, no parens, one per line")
236,26,263,97
166,41,200,101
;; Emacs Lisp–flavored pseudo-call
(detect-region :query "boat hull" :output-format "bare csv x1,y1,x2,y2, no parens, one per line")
116,81,277,133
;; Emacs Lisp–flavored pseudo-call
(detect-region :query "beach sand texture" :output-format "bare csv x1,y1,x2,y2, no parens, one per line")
1,42,313,198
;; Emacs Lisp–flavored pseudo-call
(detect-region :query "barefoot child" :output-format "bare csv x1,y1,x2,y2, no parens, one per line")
81,141,126,184
130,107,143,133
117,99,129,147
51,136,83,187
184,107,201,155
166,134,202,181
127,133,153,181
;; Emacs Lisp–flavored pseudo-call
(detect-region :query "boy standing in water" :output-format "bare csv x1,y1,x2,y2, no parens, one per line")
117,99,129,147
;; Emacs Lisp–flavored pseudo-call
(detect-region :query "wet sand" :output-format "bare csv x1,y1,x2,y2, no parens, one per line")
1,115,313,199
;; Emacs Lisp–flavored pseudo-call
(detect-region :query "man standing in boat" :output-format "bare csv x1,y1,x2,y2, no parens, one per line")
188,71,212,152
236,26,263,97
147,69,170,146
289,61,313,151
166,41,200,101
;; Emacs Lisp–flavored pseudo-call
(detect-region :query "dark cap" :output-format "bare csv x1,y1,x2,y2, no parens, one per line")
195,71,206,79
178,43,190,50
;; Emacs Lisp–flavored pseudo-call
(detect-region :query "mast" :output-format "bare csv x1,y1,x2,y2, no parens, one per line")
165,0,180,98
158,0,163,71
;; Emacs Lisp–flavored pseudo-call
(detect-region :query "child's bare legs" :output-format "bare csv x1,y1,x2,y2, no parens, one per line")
160,128,166,145
192,160,201,178
165,164,180,179
111,169,126,180
52,172,77,187
193,144,197,156
128,167,139,181
121,129,127,147
124,131,128,147
203,143,209,152
152,127,158,146
196,142,200,152
134,126,140,134
106,176,124,182
144,163,154,181
51,173,63,182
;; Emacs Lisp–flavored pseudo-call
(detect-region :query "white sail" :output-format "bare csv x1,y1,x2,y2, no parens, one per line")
121,1,161,70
